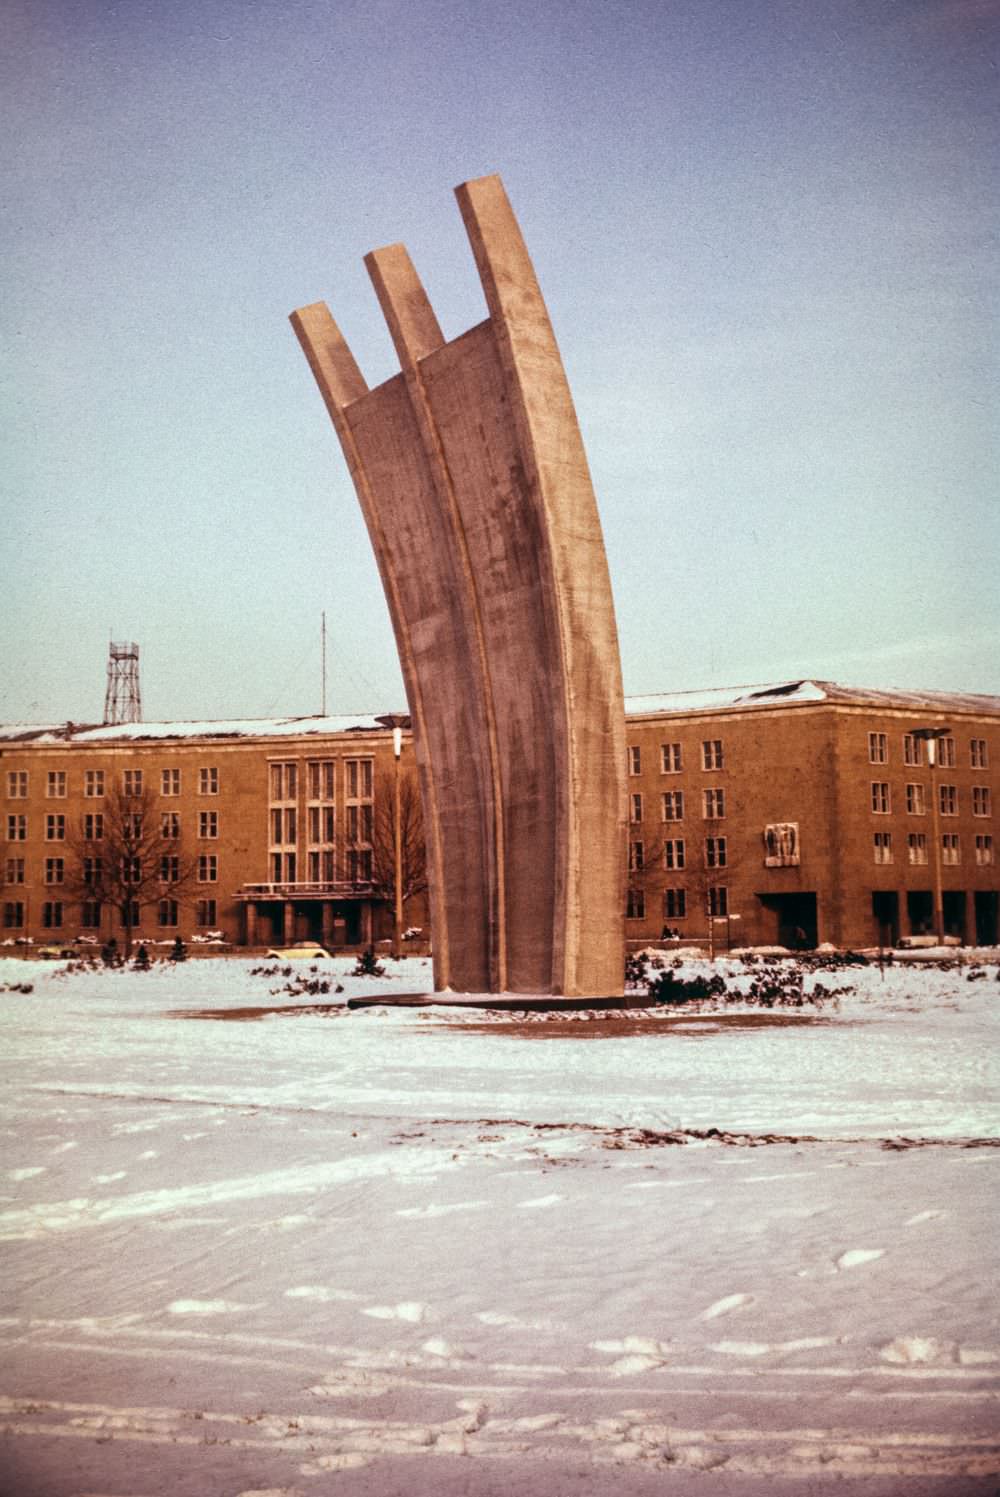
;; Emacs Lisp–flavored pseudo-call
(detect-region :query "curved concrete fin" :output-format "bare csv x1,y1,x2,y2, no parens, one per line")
364,244,445,367
289,302,368,422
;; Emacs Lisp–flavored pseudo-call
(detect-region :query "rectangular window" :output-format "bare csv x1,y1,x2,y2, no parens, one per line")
629,793,643,823
941,833,960,866
119,900,139,929
46,813,66,840
701,739,724,771
626,887,645,920
195,899,217,926
122,855,141,885
628,745,641,775
269,761,297,800
198,854,218,882
661,742,682,773
83,856,103,887
975,834,994,866
906,783,926,815
3,901,25,929
708,886,728,917
705,835,727,868
307,760,335,800
703,788,726,819
81,901,102,929
346,803,373,842
970,738,989,769
6,770,28,798
44,856,64,885
873,830,893,864
199,810,218,838
937,736,956,768
347,847,372,883
938,784,958,817
6,815,27,842
662,790,684,822
158,898,179,927
345,758,373,799
46,770,67,798
907,832,928,865
903,734,924,767
664,888,686,920
42,900,63,929
868,732,887,764
628,839,644,871
161,768,181,796
84,769,104,797
4,856,25,884
124,813,143,840
199,766,219,795
161,811,180,840
307,805,335,844
972,786,992,817
160,854,179,883
84,812,104,840
664,838,685,870
871,782,891,815
123,769,143,797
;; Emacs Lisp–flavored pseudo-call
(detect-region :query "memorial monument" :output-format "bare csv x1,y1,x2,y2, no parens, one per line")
291,174,626,996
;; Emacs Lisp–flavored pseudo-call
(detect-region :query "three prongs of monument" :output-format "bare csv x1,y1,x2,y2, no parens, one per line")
291,174,627,998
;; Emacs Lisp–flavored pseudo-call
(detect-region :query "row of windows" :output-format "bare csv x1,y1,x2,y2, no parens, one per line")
269,758,372,803
2,899,219,931
628,741,724,776
3,853,226,885
5,767,220,799
631,789,727,823
626,887,729,921
870,784,992,816
268,848,373,884
629,837,727,871
868,733,989,769
873,832,993,866
5,811,221,841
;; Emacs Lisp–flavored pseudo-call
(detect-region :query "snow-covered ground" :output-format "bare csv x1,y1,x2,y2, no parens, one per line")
2,953,998,1495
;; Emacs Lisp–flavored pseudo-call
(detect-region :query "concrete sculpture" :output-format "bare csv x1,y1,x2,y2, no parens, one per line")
291,174,626,996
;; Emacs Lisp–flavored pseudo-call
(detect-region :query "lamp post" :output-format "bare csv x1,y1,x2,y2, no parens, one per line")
912,726,950,945
392,725,403,959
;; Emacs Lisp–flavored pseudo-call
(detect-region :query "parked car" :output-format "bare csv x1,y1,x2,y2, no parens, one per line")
266,944,331,961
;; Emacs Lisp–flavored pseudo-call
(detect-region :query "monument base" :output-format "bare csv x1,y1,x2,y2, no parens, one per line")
346,992,647,1012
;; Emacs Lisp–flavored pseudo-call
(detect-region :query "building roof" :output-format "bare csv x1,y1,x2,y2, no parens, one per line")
0,713,403,746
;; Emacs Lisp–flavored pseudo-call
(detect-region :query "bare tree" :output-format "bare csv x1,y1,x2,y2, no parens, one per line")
369,769,427,921
64,784,197,956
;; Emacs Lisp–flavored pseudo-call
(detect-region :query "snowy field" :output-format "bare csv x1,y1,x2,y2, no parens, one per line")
1,953,998,1496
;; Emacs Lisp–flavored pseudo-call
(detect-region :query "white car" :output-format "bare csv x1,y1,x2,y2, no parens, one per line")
266,944,331,961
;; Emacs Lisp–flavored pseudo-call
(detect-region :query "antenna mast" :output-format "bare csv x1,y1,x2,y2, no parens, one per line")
104,640,143,724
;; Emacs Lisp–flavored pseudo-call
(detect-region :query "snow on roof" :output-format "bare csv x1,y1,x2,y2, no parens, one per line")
0,713,405,745
625,679,1000,718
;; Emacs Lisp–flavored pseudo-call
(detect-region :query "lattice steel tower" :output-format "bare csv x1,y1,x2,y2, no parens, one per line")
103,640,143,724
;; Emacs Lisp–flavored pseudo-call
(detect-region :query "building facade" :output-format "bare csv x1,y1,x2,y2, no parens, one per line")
2,681,998,954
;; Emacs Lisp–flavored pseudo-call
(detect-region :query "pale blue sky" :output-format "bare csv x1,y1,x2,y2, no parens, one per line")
4,0,997,723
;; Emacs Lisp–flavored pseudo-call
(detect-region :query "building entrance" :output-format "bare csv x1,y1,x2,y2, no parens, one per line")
975,891,998,946
906,890,933,936
942,891,966,942
756,892,818,949
871,890,899,947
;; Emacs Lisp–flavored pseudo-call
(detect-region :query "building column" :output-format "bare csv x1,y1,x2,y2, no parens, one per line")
283,901,294,943
245,902,258,948
321,902,335,950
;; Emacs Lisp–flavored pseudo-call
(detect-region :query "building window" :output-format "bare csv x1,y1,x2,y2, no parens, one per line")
270,851,297,882
199,810,218,839
941,833,960,866
269,761,298,801
119,901,140,929
871,782,891,815
873,831,893,864
84,769,104,797
937,736,956,768
903,734,924,767
44,857,64,885
46,771,67,798
84,812,104,840
161,811,180,840
629,793,643,824
703,788,725,819
4,857,25,884
123,769,143,797
161,768,181,796
764,822,800,866
308,849,336,881
122,855,141,885
972,786,992,817
345,758,373,799
123,813,143,840
42,901,63,929
628,839,644,872
708,886,728,917
905,783,926,815
198,854,218,882
626,887,645,920
662,790,684,822
199,766,219,795
158,898,179,927
701,739,724,771
196,899,217,926
661,742,682,773
45,814,66,840
307,760,335,800
83,856,103,887
868,732,887,764
346,803,373,843
308,805,335,844
938,784,958,817
970,738,988,769
3,901,24,929
663,838,685,870
705,835,727,868
6,771,28,798
81,901,102,929
628,745,641,775
347,847,372,883
664,888,686,920
160,854,179,883
975,834,994,866
6,815,27,842
907,832,928,865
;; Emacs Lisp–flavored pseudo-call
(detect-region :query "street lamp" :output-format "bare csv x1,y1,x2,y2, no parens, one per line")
912,726,951,945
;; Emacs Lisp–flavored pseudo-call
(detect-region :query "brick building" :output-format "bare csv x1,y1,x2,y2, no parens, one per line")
2,681,998,954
